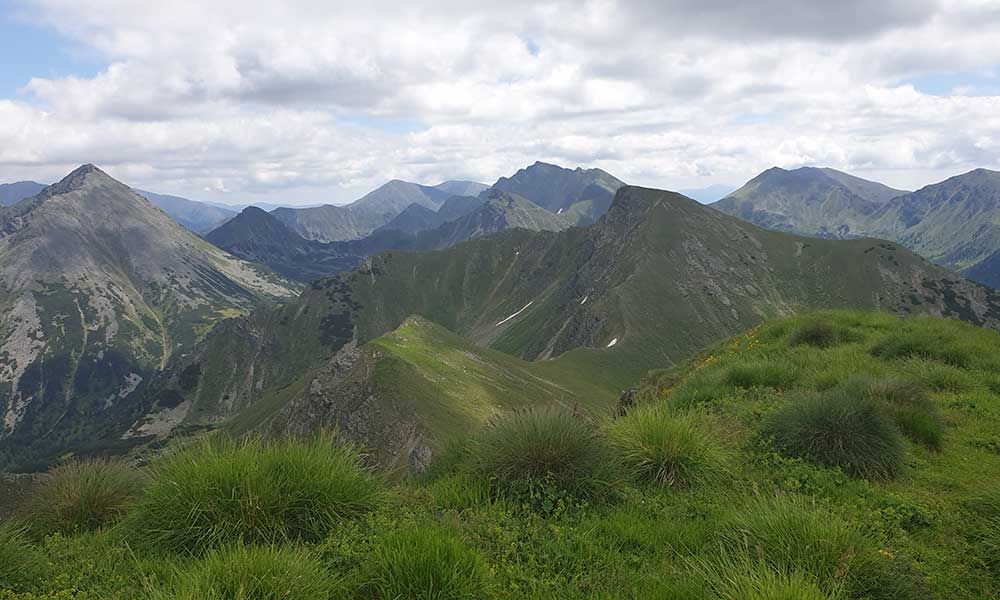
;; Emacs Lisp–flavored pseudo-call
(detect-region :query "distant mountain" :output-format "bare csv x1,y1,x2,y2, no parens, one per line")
433,180,489,197
0,181,46,206
136,189,238,234
491,161,625,225
373,203,445,235
712,167,907,238
0,165,297,470
714,166,1000,287
677,184,737,204
135,185,1000,469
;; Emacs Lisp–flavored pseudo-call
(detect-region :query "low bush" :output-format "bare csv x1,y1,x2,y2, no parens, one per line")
155,543,342,600
365,527,489,600
0,521,45,591
762,388,904,479
471,406,617,506
125,435,380,554
21,458,144,536
605,405,731,488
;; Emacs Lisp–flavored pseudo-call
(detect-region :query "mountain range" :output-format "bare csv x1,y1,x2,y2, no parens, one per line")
0,165,298,469
131,184,1000,470
712,166,1000,288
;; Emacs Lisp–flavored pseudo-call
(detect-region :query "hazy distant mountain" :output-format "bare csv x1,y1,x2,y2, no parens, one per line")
491,161,625,225
713,167,907,238
433,180,489,197
0,181,46,206
0,165,297,469
136,189,238,234
140,185,1000,468
677,184,737,204
373,203,445,235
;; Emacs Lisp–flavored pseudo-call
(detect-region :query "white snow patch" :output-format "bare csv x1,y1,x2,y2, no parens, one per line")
557,208,564,214
606,338,618,348
580,295,588,305
495,301,534,327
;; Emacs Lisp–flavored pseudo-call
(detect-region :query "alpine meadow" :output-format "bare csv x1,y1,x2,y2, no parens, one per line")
3,1,1000,599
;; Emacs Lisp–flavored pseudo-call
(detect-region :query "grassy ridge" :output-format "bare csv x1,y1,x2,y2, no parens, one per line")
3,311,1000,598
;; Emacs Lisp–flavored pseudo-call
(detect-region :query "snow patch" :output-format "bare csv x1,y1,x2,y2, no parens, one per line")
606,338,618,348
557,208,564,214
495,301,534,327
580,295,588,305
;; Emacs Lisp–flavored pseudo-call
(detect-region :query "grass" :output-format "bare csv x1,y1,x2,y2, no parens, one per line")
20,457,145,536
365,527,489,600
124,435,380,554
762,387,905,479
4,310,1000,599
154,543,342,599
605,405,731,488
0,521,45,591
471,406,618,505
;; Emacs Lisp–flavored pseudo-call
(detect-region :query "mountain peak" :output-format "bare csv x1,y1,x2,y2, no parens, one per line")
34,163,120,202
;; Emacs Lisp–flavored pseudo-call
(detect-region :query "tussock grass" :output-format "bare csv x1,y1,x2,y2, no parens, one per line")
864,378,944,449
762,388,904,479
723,360,799,390
125,435,380,554
21,457,144,536
605,405,731,488
787,319,844,349
365,527,488,600
471,406,618,504
870,326,972,368
695,550,835,600
154,543,342,600
0,521,45,591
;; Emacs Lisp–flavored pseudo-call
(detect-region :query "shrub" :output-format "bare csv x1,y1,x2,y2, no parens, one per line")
762,388,904,479
870,328,971,368
724,360,798,390
471,406,617,505
0,521,45,591
718,496,874,588
864,379,943,449
605,405,731,488
366,527,489,600
125,436,380,554
787,320,840,349
21,457,144,536
154,543,342,600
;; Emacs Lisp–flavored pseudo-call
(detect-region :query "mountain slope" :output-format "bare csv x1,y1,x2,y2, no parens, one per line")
433,180,488,197
0,182,46,206
271,180,451,242
712,166,906,238
136,189,238,234
491,161,626,225
134,185,1000,468
0,165,297,470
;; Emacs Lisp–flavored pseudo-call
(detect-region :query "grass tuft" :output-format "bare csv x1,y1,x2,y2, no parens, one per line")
125,435,380,554
471,406,617,505
788,319,842,349
0,521,46,591
605,405,731,488
864,378,944,449
870,327,971,368
154,542,342,599
762,388,904,479
723,360,799,390
21,457,144,536
365,527,489,600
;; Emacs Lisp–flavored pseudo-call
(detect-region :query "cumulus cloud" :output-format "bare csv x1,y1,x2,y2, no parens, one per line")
2,0,999,203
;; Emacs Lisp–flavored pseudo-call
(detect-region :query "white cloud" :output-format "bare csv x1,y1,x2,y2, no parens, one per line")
1,0,1000,202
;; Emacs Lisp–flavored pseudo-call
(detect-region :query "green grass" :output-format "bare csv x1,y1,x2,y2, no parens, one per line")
5,310,1000,599
365,527,489,600
124,435,380,554
20,458,145,536
0,521,45,591
470,406,619,507
762,387,905,479
605,405,732,488
154,543,342,599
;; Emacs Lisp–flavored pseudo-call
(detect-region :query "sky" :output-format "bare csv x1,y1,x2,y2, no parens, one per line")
1,0,999,206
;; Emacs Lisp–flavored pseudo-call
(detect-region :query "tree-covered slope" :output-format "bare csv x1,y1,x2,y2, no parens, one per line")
0,165,298,470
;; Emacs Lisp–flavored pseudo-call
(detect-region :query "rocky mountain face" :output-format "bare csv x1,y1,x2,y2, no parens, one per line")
136,185,1000,469
0,182,46,206
714,167,1000,288
491,161,625,225
712,167,906,238
0,165,298,470
136,189,238,234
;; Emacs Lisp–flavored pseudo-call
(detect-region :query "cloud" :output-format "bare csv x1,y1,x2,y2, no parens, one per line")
1,0,999,202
